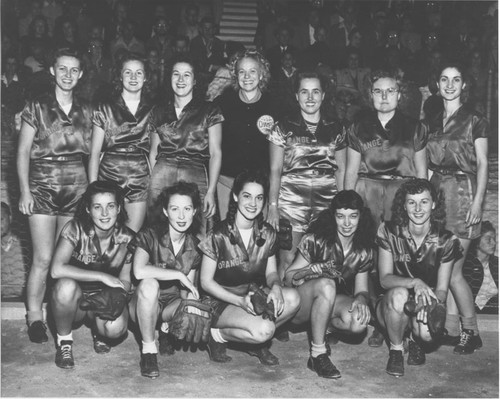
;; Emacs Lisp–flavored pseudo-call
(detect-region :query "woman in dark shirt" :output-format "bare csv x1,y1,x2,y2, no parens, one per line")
148,56,223,237
89,53,153,232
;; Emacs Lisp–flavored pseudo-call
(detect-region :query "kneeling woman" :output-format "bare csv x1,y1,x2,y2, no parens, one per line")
375,179,462,377
199,170,300,365
129,182,201,379
50,181,135,369
284,190,376,379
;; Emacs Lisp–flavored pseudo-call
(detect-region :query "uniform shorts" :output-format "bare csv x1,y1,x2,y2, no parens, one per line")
200,295,229,326
99,152,150,202
356,176,412,224
159,291,182,314
430,171,481,240
279,173,337,233
29,158,88,216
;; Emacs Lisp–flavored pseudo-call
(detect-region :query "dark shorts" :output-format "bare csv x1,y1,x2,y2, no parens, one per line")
356,176,412,224
431,171,481,240
279,173,337,233
99,152,150,202
200,295,229,326
159,291,182,313
29,158,88,216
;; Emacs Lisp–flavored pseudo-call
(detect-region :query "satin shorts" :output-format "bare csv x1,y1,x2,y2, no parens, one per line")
279,173,337,233
99,152,150,202
431,172,480,240
29,159,88,216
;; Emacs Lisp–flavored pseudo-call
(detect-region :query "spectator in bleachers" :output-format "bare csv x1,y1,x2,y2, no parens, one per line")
173,35,190,56
177,2,200,42
18,0,43,39
466,50,489,114
190,17,225,74
110,20,145,62
266,24,297,77
299,25,336,70
21,15,52,60
147,16,174,66
53,16,81,52
41,0,62,38
79,38,113,103
335,48,370,103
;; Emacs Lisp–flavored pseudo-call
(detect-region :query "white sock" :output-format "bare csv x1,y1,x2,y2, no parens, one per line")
210,328,227,343
142,340,158,354
390,342,404,351
311,342,327,358
57,333,73,346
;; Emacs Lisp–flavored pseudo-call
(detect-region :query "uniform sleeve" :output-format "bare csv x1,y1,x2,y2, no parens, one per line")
206,102,225,128
198,230,219,261
334,124,347,151
267,121,287,147
472,115,490,141
59,219,81,248
91,104,106,129
375,222,393,253
132,228,156,257
356,248,375,274
441,233,463,264
297,233,320,263
190,249,202,270
413,120,429,152
21,101,39,130
347,122,362,153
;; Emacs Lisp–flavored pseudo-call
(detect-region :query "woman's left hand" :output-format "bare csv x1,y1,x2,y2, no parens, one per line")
348,300,370,325
267,285,284,319
466,201,482,227
203,190,216,218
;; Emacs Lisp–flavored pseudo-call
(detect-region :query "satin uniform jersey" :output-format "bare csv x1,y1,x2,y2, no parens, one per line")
297,233,375,295
148,98,224,163
267,115,346,174
199,220,278,295
21,92,92,159
376,221,463,289
426,105,489,174
132,227,201,296
92,95,153,153
59,219,135,291
347,110,428,177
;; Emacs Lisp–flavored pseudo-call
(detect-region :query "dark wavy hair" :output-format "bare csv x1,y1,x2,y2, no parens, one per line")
152,181,202,237
111,51,147,97
390,179,446,228
470,221,496,256
307,190,376,251
226,169,269,247
161,54,202,101
75,181,128,234
436,63,469,104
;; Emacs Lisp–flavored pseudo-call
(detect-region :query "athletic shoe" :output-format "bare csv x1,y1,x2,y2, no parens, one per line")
247,344,279,366
92,332,111,354
454,329,482,355
307,354,341,379
386,350,404,377
441,332,461,346
368,327,384,347
140,353,159,379
207,337,232,363
55,340,75,369
158,331,176,355
28,320,48,343
407,340,425,365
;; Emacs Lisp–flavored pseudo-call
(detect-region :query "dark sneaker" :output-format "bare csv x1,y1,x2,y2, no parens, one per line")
307,354,341,379
159,331,176,355
28,320,48,343
454,329,482,355
140,353,159,379
207,337,232,363
368,328,384,347
55,340,75,369
441,332,461,346
247,344,279,366
92,332,111,354
386,350,404,377
407,340,425,365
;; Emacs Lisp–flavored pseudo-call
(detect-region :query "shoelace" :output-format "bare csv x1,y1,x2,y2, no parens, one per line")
458,331,471,346
60,344,72,359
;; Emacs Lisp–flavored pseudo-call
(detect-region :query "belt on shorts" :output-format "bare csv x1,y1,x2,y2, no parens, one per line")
432,168,468,176
108,146,143,154
358,173,409,180
291,169,334,176
39,155,83,162
157,153,206,166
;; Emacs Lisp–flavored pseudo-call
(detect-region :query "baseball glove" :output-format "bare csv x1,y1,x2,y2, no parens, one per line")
169,299,213,343
80,287,130,321
249,283,276,322
291,262,343,288
404,296,447,337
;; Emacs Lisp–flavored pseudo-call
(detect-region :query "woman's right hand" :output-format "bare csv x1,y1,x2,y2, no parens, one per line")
19,191,34,216
412,278,437,307
266,204,280,230
101,275,126,289
239,292,257,315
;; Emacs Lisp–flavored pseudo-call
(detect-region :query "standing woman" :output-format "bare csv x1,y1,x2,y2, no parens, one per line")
427,64,489,354
215,50,279,218
88,53,153,233
199,170,300,364
148,55,223,237
267,71,347,276
17,48,92,343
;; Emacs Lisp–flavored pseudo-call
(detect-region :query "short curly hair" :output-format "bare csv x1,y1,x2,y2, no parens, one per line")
230,50,271,92
390,179,446,228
